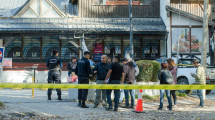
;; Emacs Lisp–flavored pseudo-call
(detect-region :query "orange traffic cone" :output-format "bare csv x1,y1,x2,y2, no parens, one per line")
133,89,145,113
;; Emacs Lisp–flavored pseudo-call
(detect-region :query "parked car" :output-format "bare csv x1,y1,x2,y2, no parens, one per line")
155,58,215,95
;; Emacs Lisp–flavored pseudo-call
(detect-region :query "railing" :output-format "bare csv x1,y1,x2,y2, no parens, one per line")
170,0,211,19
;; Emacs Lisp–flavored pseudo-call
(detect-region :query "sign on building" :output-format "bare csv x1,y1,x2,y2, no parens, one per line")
106,1,140,5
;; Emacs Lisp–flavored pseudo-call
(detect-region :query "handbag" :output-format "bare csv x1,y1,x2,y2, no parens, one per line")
162,70,174,84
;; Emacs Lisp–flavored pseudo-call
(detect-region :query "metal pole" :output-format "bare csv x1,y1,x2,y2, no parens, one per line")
32,68,35,98
201,0,209,100
129,0,133,59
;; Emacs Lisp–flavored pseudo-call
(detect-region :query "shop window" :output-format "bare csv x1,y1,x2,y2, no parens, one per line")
4,39,22,62
123,37,141,61
23,37,41,62
104,37,121,59
142,39,159,60
42,37,60,62
61,39,79,62
85,38,103,62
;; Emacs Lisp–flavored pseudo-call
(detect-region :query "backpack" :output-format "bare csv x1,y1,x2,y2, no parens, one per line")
161,70,174,84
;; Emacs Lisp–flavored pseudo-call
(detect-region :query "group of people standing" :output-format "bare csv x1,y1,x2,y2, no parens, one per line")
75,51,139,111
46,50,205,112
158,58,205,111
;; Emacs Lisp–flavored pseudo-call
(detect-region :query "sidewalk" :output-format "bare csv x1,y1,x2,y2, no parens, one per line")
0,89,215,119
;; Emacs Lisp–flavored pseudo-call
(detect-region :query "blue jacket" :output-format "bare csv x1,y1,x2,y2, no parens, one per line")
75,58,92,77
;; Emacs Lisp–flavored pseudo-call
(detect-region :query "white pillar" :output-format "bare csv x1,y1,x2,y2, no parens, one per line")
160,0,171,58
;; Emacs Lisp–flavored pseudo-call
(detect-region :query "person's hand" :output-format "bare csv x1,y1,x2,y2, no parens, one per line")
94,71,97,74
105,81,107,84
190,73,193,76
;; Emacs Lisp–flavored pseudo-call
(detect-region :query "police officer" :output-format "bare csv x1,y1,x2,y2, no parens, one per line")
47,50,63,100
75,51,92,108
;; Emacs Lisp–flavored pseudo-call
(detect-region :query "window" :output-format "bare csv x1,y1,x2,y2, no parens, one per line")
42,37,60,62
61,39,78,62
4,39,22,62
23,37,41,62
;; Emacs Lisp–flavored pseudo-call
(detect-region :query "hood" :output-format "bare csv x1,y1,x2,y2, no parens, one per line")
125,62,133,66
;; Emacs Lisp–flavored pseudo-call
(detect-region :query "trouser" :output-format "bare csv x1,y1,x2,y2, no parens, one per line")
68,71,71,77
197,90,204,107
124,82,135,106
106,80,120,108
170,90,177,105
78,76,89,101
47,71,61,95
159,90,172,110
94,80,107,106
119,80,136,103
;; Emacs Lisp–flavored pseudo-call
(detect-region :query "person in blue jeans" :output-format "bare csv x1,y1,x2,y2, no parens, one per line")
119,54,139,104
121,58,136,109
105,56,124,112
158,63,172,111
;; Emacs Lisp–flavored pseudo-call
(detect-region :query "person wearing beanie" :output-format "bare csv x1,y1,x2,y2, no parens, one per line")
119,53,139,106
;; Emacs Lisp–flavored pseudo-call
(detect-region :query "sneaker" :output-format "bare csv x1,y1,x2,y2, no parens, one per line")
106,106,113,111
122,106,129,109
130,106,135,109
93,105,98,108
113,107,118,111
195,106,204,108
103,104,108,108
158,108,162,110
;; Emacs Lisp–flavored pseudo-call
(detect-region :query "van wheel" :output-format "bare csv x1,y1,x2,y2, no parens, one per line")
177,78,190,94
206,90,211,95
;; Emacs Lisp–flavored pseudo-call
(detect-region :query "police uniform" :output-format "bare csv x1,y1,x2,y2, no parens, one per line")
47,55,63,100
75,57,92,108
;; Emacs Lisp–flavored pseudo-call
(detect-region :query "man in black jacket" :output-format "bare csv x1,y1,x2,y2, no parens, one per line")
92,55,110,108
47,50,63,100
75,51,92,108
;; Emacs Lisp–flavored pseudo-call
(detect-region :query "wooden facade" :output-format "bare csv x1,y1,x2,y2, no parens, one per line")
78,0,160,18
170,0,211,19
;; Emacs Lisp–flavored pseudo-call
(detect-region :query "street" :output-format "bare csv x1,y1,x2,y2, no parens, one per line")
1,89,215,119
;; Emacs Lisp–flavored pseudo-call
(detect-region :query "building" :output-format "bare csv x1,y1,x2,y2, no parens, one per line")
161,0,215,65
1,0,214,83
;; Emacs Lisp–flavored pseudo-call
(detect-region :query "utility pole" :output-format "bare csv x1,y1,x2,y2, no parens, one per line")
129,0,134,59
201,0,209,100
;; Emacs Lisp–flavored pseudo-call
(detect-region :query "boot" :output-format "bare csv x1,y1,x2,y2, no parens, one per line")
81,101,89,108
77,99,81,106
57,95,62,100
48,94,51,100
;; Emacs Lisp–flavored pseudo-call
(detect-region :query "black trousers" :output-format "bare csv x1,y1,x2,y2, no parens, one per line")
78,76,89,101
170,90,177,105
47,71,61,95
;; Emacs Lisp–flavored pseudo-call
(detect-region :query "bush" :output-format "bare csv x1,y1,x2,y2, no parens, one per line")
136,61,154,82
136,60,160,82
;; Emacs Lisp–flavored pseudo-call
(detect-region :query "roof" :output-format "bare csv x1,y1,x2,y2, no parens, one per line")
0,18,166,33
0,0,66,18
0,0,28,17
166,6,215,27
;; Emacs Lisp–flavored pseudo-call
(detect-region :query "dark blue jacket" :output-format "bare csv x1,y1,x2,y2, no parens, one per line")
75,58,92,77
93,62,110,80
47,55,63,71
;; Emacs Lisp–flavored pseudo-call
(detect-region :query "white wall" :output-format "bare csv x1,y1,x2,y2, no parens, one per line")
160,0,171,58
172,13,202,26
3,71,68,83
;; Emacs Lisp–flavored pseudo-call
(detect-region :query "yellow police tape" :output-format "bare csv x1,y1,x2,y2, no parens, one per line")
0,83,214,90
